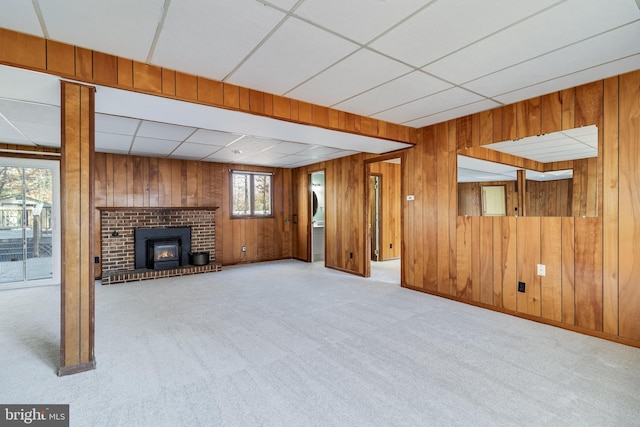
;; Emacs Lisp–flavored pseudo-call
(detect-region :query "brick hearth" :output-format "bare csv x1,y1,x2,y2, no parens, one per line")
99,207,220,284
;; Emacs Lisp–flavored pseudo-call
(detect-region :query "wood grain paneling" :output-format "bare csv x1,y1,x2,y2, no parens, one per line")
618,70,640,341
94,153,292,270
574,217,603,331
540,217,562,322
0,28,46,70
60,81,95,375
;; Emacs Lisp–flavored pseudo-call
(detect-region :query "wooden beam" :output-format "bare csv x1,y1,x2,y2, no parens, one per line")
59,81,96,376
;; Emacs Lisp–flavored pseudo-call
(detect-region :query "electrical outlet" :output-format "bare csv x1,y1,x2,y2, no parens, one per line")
94,256,100,264
537,264,546,276
241,246,246,252
518,281,526,293
349,252,353,259
389,243,393,249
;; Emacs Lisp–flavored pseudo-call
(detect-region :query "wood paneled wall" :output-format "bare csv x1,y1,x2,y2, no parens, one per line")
93,153,292,274
369,161,401,260
402,72,640,346
0,28,415,145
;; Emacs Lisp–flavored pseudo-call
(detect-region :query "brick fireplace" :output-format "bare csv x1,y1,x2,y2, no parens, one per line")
99,207,220,284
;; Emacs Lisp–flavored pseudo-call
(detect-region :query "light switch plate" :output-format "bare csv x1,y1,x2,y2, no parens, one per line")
407,195,415,201
537,264,546,276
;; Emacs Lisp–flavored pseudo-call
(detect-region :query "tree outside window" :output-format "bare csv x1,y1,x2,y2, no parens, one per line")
231,171,273,218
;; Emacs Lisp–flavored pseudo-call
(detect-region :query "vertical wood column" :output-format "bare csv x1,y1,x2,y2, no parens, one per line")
516,169,527,217
59,81,96,376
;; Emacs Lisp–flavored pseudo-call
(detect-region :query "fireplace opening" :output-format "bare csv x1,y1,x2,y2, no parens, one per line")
147,238,181,270
134,226,192,270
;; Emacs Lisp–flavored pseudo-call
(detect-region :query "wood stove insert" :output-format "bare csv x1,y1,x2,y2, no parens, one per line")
134,227,191,270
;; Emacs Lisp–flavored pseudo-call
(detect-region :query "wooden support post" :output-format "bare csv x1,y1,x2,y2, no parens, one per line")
516,169,527,217
59,81,96,376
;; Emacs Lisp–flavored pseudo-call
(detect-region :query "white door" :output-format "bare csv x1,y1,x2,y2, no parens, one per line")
0,157,60,288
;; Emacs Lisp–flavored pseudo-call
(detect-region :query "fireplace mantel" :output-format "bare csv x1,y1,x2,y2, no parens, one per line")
97,206,219,211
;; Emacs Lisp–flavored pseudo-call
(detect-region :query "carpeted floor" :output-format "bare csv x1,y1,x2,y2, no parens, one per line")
0,259,639,426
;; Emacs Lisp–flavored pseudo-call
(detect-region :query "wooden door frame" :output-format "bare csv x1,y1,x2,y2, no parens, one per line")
364,152,405,279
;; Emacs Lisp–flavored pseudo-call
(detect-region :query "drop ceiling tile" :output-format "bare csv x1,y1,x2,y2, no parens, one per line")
0,1,43,37
152,0,284,80
227,137,278,154
227,17,358,95
0,119,30,145
186,129,243,146
269,155,312,166
492,54,640,105
169,142,221,160
295,0,428,44
95,132,133,154
465,21,640,98
402,99,500,128
239,150,287,166
0,100,59,126
0,65,60,106
205,146,249,163
267,141,310,155
288,49,412,106
38,0,162,61
137,120,195,141
424,0,640,84
300,146,342,157
11,121,59,147
334,71,452,117
372,87,485,124
370,0,560,67
131,137,180,156
265,0,299,11
95,114,140,136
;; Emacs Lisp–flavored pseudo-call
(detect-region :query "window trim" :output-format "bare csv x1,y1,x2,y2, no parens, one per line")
230,170,274,219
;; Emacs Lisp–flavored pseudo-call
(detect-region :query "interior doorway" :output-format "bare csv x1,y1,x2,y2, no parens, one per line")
366,157,402,283
0,157,60,289
310,171,325,263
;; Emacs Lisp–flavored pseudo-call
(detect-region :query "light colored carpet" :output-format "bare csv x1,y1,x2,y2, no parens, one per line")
1,260,639,426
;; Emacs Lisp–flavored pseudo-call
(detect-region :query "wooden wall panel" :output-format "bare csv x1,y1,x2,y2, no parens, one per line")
502,217,517,311
479,217,494,305
618,70,640,341
516,217,541,316
93,153,292,270
574,217,603,331
46,40,75,76
456,216,472,298
561,217,576,325
540,217,562,322
602,76,619,336
436,123,452,294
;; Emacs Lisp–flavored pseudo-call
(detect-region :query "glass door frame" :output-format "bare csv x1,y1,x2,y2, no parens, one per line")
0,156,60,289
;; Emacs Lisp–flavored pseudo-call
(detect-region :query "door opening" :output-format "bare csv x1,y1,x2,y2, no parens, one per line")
370,175,380,262
310,171,325,263
0,157,60,289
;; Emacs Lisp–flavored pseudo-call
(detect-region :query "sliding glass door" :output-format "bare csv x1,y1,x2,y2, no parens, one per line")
0,158,60,288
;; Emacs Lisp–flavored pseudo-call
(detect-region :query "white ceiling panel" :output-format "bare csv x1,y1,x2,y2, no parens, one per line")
240,150,287,165
465,21,640,97
170,142,221,160
186,129,242,146
206,146,249,163
228,17,358,95
295,0,428,44
424,0,640,84
370,0,561,67
0,66,59,106
493,53,640,105
265,0,298,11
372,87,485,124
95,114,140,136
0,1,43,37
228,136,277,154
12,122,59,146
288,49,412,106
300,146,342,158
38,0,163,61
403,99,501,128
131,137,180,155
334,71,452,117
0,100,58,126
95,132,133,154
137,120,195,141
153,0,284,80
0,118,31,145
267,141,309,155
